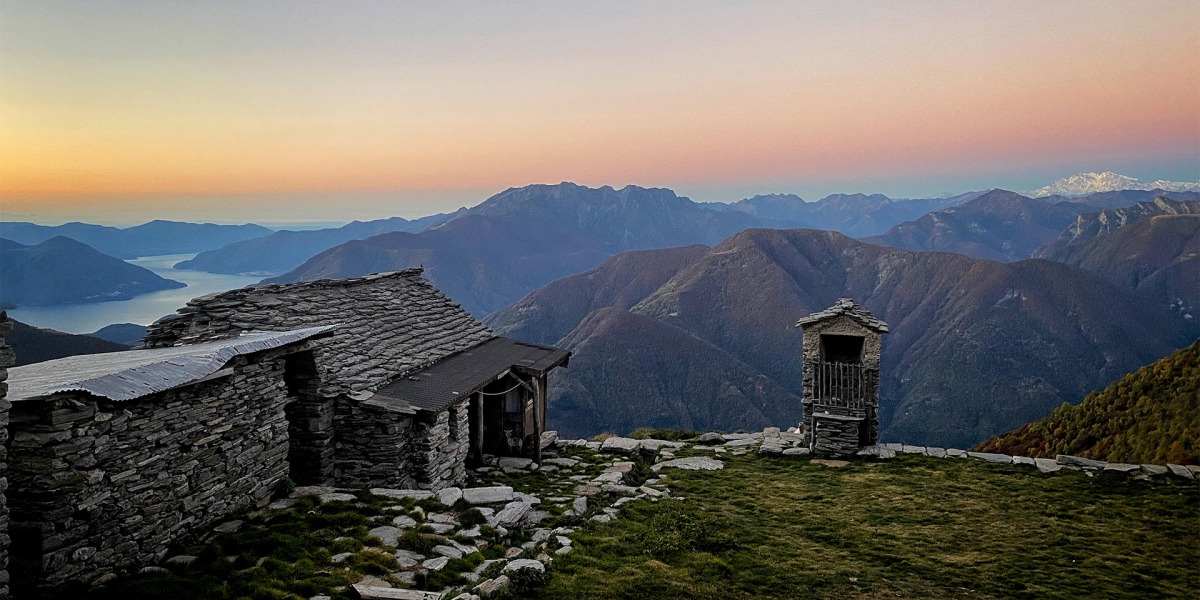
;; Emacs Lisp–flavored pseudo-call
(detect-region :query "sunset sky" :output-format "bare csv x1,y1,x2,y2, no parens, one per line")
2,1,1198,225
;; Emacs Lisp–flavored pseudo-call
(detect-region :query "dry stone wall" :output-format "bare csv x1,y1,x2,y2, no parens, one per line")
412,404,470,490
5,346,298,594
0,313,14,599
143,270,495,397
332,400,418,489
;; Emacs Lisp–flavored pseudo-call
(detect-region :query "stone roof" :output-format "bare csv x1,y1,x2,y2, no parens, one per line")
368,337,571,413
795,298,889,333
143,269,498,395
7,326,335,403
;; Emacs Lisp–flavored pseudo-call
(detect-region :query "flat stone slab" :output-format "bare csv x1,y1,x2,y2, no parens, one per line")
783,447,812,456
652,457,725,471
497,457,535,469
433,544,464,559
462,486,514,505
1140,464,1169,477
213,520,244,533
901,445,926,455
925,447,947,458
422,556,450,571
697,432,725,444
504,558,546,574
391,515,417,528
369,488,434,501
1167,464,1195,479
967,452,1013,464
1056,454,1107,470
639,439,685,451
543,457,580,468
811,459,850,468
1034,458,1062,473
474,575,511,596
367,526,400,547
600,437,641,454
352,585,441,600
320,492,358,503
1012,456,1036,466
724,437,760,447
495,501,532,527
1102,463,1141,474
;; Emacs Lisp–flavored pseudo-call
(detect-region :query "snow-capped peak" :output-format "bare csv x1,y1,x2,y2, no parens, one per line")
1030,171,1200,197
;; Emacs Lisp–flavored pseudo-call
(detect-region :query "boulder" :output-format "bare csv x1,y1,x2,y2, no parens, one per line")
1034,458,1062,473
1012,456,1036,466
1167,464,1195,480
436,487,463,507
697,432,725,445
1140,464,1169,477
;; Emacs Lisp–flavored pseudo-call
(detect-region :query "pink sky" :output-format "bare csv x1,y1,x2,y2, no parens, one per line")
2,1,1197,224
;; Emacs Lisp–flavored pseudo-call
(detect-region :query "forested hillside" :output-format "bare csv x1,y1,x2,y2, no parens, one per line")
976,341,1199,464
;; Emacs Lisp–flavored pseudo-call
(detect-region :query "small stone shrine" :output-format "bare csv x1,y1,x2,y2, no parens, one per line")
795,298,888,456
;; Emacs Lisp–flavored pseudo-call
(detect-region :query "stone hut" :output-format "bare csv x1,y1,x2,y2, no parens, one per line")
142,269,570,489
795,298,888,455
3,326,334,595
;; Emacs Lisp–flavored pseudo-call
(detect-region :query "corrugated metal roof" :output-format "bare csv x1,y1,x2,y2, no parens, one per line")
795,298,889,332
6,325,336,403
368,337,570,413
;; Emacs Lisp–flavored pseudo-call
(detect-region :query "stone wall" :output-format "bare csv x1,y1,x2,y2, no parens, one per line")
0,312,14,599
800,314,883,451
800,314,883,370
5,346,299,594
282,350,335,486
412,404,470,490
332,400,417,489
143,270,495,398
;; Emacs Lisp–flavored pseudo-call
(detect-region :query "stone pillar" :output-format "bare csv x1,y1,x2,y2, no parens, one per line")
0,312,13,599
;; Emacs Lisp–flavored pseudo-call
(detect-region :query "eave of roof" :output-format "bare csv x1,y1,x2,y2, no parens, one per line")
367,337,570,413
794,298,889,333
6,325,336,403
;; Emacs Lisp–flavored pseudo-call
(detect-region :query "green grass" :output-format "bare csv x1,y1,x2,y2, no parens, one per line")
533,453,1199,600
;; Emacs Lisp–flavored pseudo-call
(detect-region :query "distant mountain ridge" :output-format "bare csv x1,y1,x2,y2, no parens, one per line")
0,220,272,259
267,183,762,315
489,228,1197,446
703,191,980,237
175,212,460,276
1035,197,1200,259
1030,171,1200,197
0,237,185,307
863,190,1093,262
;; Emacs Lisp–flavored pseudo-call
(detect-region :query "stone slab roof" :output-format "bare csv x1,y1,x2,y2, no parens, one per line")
368,337,571,413
795,298,889,333
7,326,335,403
142,269,497,395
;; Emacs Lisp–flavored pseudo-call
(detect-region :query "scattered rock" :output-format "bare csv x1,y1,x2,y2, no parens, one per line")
436,487,463,506
463,486,515,505
319,492,358,503
165,555,197,566
1140,464,1169,477
783,447,812,456
422,556,450,571
213,520,244,533
697,432,724,445
369,488,434,501
367,526,400,547
495,501,532,527
925,447,947,458
1102,463,1141,475
1056,454,1106,470
572,496,588,514
474,575,511,597
966,452,1013,464
600,437,641,454
1167,464,1195,479
503,558,546,574
498,457,534,469
1034,458,1062,473
433,544,464,559
138,566,169,575
331,552,353,564
543,457,579,468
268,498,296,510
391,515,417,528
724,437,760,447
652,457,724,471
1012,456,1036,466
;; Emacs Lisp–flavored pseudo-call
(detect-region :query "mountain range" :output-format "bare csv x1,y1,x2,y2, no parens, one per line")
862,190,1092,262
700,191,982,237
174,212,461,276
1030,171,1200,197
0,220,272,259
266,183,763,315
0,236,185,308
488,228,1197,447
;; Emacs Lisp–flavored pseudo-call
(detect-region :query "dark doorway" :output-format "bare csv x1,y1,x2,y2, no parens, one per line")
282,350,332,485
820,334,864,364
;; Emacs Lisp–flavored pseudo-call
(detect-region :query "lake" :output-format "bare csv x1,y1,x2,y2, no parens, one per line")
8,254,261,334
